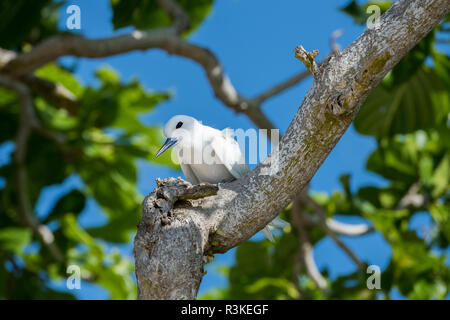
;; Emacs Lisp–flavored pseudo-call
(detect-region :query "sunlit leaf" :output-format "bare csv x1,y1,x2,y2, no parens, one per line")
110,0,213,35
0,227,31,254
355,66,450,137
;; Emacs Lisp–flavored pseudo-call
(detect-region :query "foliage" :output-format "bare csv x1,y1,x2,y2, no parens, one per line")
0,0,448,300
0,0,187,299
0,0,61,50
110,0,213,35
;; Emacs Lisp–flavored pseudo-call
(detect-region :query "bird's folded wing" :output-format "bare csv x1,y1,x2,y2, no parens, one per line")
210,134,250,180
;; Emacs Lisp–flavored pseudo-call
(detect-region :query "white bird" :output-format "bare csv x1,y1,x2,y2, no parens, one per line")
156,115,289,242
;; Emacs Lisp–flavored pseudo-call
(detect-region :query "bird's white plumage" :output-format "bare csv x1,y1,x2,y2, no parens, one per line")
160,115,288,241
209,130,250,180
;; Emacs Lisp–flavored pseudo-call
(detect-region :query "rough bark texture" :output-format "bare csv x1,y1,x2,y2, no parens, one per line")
134,179,218,299
132,0,449,299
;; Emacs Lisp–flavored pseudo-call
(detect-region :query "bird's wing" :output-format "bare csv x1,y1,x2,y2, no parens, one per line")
269,216,290,229
180,162,201,185
210,132,250,180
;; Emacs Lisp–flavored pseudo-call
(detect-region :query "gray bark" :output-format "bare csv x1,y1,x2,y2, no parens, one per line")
133,0,450,299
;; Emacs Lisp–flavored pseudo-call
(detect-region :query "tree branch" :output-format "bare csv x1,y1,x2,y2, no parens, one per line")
0,29,277,131
251,69,311,106
324,219,374,237
291,197,329,292
251,28,343,109
294,46,319,79
0,0,320,136
22,75,78,115
0,48,78,115
209,0,449,250
397,182,426,209
134,0,449,299
302,195,363,268
134,178,216,299
156,0,191,33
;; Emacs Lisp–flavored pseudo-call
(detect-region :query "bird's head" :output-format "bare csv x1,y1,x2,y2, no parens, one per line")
155,115,198,158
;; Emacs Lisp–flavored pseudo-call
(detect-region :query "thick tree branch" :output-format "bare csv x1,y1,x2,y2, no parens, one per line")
134,0,449,299
209,0,449,250
134,178,217,299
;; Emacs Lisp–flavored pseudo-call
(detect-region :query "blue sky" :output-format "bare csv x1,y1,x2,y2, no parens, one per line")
2,0,445,299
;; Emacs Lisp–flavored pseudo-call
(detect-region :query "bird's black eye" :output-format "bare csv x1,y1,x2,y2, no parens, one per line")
176,121,183,129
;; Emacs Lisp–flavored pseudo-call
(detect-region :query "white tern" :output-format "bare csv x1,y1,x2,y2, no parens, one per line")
156,115,289,241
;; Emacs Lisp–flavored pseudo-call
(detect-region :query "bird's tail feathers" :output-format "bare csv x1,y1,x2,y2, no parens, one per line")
269,216,290,229
260,216,290,242
261,226,275,242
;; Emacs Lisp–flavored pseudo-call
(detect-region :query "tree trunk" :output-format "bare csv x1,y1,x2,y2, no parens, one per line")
134,0,450,299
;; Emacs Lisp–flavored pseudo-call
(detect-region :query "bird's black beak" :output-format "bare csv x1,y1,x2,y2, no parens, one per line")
155,138,178,158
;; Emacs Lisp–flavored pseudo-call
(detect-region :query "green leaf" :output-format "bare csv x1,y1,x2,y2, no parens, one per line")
62,215,137,299
409,279,447,300
429,203,450,246
340,1,392,25
35,63,84,98
340,0,367,25
110,0,213,35
45,189,86,223
35,97,78,131
354,65,450,137
78,67,170,132
245,277,300,299
97,252,137,300
95,67,121,85
0,0,58,50
431,153,450,197
391,31,435,85
77,152,142,242
432,50,450,90
366,138,417,184
0,94,19,143
0,227,31,254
